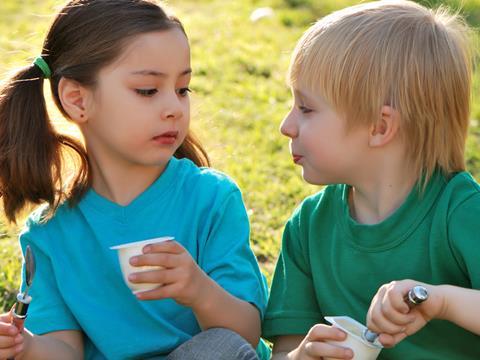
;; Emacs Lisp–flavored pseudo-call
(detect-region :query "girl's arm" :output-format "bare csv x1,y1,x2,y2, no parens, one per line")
189,274,261,347
19,329,83,360
129,240,262,347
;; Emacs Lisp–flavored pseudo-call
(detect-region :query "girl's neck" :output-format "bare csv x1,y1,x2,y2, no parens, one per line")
88,152,167,206
348,161,418,225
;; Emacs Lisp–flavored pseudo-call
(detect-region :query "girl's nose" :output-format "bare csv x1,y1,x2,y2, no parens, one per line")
160,94,184,121
280,111,298,138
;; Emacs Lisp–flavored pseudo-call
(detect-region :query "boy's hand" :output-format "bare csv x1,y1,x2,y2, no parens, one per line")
0,310,25,359
367,279,445,347
290,324,353,359
128,240,210,307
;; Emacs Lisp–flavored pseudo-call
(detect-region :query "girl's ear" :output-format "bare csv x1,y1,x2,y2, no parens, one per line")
368,105,400,147
58,77,92,124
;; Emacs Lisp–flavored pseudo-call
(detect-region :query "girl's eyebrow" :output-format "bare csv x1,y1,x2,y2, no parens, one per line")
130,69,192,77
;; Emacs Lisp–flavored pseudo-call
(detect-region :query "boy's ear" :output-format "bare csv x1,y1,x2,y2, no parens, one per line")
368,105,400,147
58,77,92,124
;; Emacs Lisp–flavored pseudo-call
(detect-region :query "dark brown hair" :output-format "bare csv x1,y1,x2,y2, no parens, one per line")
0,0,209,223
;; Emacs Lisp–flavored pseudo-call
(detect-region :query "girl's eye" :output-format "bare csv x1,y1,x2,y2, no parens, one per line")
177,87,192,97
299,105,313,114
135,89,158,97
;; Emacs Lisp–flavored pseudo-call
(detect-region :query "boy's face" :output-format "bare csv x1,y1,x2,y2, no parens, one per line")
280,86,370,185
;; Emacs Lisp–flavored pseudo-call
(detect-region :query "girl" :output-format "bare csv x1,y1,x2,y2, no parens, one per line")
0,1,268,359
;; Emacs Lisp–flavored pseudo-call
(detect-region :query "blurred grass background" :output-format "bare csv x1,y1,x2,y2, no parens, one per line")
1,0,480,312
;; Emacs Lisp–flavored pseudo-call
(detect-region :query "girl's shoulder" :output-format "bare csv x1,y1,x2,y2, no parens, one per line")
178,157,241,194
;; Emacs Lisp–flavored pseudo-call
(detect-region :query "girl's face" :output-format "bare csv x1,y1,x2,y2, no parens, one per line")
81,28,191,170
280,86,370,185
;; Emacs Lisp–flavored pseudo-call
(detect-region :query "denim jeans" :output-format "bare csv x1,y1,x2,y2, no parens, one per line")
165,328,259,360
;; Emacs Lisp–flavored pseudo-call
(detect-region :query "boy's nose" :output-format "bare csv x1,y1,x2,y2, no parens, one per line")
280,112,297,138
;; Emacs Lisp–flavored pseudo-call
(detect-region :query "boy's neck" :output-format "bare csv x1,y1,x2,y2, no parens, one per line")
88,152,167,206
348,160,418,225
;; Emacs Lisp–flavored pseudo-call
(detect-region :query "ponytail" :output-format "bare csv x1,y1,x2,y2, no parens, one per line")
0,62,89,223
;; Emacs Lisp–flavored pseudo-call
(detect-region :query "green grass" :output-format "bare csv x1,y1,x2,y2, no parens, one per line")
1,0,480,312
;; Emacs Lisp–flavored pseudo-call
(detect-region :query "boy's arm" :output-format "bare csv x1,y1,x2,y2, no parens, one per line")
271,335,303,359
367,280,480,347
19,329,83,360
435,285,480,335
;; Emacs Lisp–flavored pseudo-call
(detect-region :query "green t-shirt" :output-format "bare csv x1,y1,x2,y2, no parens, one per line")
263,171,480,359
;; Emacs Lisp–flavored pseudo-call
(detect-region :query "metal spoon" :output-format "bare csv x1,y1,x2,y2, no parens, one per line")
8,245,36,360
21,245,36,300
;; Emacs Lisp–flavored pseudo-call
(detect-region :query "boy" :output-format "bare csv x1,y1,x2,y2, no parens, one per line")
263,1,480,359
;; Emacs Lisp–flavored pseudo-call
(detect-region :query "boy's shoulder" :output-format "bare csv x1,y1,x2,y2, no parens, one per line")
441,171,480,211
293,184,343,217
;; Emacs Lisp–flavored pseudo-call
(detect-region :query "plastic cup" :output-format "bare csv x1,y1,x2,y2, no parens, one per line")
324,316,383,360
110,237,173,292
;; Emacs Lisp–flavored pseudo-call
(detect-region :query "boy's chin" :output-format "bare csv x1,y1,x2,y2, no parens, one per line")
301,170,336,186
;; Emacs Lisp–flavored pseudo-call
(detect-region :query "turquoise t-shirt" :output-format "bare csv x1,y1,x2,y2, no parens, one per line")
19,157,269,359
263,171,480,359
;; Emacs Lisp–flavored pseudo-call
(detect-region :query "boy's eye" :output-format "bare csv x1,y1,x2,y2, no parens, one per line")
298,105,313,114
177,87,192,97
135,88,158,97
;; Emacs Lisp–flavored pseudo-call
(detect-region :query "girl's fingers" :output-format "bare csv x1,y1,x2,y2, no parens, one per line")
0,332,22,349
0,322,17,337
130,252,179,268
142,240,184,255
129,268,179,285
0,342,23,358
305,341,353,359
135,283,180,301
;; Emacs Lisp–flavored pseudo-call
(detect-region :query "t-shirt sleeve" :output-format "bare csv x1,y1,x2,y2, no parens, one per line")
199,187,268,318
447,192,480,289
262,213,322,341
19,225,81,334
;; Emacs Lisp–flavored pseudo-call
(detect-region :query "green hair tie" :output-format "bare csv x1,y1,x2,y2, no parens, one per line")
33,56,52,78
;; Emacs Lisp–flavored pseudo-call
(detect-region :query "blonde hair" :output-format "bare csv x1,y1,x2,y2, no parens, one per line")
289,0,475,184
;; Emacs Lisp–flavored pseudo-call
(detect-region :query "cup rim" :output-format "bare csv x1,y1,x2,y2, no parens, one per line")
325,316,383,349
110,236,174,250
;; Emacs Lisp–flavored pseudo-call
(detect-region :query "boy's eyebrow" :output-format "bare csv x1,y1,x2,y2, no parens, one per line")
130,69,192,77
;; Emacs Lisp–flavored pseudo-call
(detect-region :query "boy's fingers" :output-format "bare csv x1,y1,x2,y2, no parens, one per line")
305,341,353,359
379,332,408,348
142,240,184,255
307,324,347,342
380,297,415,326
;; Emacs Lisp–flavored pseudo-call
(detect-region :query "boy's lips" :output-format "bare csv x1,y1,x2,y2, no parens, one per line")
153,131,178,145
292,154,303,164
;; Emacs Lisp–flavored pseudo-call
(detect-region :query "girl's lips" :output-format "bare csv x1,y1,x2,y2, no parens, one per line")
153,131,178,145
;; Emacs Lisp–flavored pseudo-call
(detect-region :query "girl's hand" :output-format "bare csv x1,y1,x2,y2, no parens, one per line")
367,279,446,347
128,240,210,307
289,324,353,359
0,310,25,359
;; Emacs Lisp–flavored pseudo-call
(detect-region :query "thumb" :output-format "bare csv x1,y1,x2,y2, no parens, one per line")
0,307,14,323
